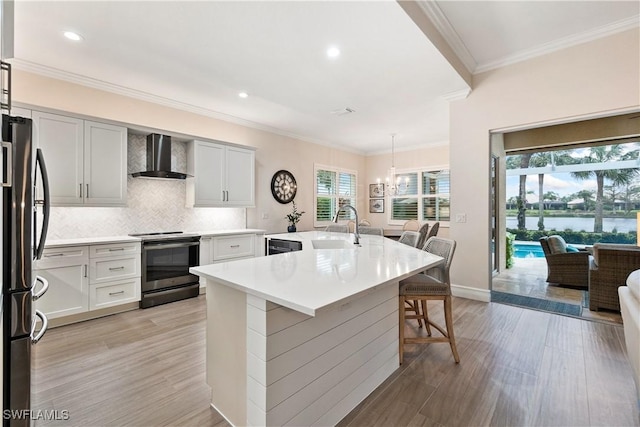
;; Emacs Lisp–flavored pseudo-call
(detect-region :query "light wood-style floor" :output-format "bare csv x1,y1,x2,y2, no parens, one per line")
32,295,639,426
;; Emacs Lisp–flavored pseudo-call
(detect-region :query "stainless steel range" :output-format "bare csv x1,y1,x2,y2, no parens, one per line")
129,231,200,308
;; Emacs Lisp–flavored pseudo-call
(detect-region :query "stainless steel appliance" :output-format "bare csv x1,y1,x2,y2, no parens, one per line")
130,134,191,180
267,238,302,255
130,232,200,308
2,114,50,426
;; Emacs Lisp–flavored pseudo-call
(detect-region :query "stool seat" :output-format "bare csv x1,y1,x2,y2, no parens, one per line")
400,274,449,296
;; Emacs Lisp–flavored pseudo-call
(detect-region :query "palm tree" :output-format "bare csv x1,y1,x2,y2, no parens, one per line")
506,154,532,230
571,145,639,232
529,151,575,230
575,189,595,211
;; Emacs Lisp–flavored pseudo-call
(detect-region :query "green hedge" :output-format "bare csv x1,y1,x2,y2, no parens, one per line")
506,228,637,245
506,232,515,268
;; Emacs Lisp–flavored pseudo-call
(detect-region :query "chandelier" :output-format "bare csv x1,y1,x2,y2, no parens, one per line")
379,133,408,197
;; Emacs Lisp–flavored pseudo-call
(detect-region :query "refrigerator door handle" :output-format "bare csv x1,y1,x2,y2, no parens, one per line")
32,275,49,301
34,147,50,260
31,309,48,344
1,140,11,187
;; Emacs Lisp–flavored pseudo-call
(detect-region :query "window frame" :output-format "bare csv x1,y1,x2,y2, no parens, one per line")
387,165,450,227
313,164,358,228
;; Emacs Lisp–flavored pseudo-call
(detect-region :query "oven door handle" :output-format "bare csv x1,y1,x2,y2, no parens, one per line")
143,241,200,250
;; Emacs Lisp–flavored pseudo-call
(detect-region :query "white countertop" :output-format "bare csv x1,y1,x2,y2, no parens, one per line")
44,235,142,247
196,228,265,237
44,229,266,248
191,231,443,316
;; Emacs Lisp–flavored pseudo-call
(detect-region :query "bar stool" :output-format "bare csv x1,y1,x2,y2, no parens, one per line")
399,237,459,364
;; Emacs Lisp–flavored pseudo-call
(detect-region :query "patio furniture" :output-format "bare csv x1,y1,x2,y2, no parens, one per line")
589,243,640,312
399,237,459,364
539,235,591,289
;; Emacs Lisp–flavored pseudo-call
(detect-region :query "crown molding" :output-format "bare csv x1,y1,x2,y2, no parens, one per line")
441,88,471,102
414,0,478,75
414,2,639,75
9,58,370,154
474,15,640,74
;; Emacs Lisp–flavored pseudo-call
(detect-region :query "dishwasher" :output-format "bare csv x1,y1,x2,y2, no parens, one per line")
266,238,303,255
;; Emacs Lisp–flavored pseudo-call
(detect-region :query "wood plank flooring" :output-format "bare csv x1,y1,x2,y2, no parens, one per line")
31,295,639,426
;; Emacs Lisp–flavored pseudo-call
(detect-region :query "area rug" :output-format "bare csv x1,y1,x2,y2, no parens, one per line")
491,291,583,317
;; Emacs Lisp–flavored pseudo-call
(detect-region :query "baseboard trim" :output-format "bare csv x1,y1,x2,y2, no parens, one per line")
451,284,491,302
47,302,140,328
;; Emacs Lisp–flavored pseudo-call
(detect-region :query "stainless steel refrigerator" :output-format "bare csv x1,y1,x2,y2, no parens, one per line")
1,114,50,426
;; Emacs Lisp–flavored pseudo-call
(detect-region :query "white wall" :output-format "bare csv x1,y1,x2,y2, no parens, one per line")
449,28,640,297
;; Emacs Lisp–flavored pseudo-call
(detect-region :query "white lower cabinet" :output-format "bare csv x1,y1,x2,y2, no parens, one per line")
212,234,255,262
35,246,90,319
198,233,264,291
35,241,141,322
90,278,139,310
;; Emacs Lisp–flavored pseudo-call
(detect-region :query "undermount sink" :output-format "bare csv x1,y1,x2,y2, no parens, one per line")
311,239,355,249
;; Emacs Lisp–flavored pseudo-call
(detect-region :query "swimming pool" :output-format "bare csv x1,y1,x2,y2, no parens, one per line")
513,241,545,258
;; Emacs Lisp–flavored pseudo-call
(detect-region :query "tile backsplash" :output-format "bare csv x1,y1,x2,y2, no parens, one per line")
47,134,246,239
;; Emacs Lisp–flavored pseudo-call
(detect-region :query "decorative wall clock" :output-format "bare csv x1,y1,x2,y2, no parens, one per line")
270,169,297,204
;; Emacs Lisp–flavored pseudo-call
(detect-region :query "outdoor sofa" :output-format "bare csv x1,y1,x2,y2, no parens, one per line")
589,243,640,312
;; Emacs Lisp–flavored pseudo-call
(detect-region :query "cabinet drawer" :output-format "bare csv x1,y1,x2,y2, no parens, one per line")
212,234,255,261
36,246,89,269
90,242,140,258
90,256,140,284
90,278,140,310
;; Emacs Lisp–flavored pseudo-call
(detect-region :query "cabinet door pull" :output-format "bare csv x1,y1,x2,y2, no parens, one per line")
79,183,83,198
108,248,125,251
44,253,64,257
109,290,125,296
84,264,88,278
109,266,125,271
230,245,240,248
86,183,89,198
1,141,12,188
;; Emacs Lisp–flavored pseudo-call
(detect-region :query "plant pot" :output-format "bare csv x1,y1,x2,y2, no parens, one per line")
287,225,297,232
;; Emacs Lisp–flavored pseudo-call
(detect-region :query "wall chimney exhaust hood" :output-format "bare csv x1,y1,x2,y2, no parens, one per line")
131,134,190,179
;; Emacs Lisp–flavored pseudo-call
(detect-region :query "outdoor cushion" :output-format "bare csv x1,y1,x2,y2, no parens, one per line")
547,235,567,254
566,245,579,252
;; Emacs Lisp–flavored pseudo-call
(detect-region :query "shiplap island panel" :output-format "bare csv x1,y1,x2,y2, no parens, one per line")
191,231,443,426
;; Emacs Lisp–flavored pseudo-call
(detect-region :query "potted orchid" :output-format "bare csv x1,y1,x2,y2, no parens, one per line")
285,201,305,232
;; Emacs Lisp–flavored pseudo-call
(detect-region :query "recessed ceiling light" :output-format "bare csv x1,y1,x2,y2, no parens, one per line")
326,46,340,59
63,31,83,41
238,92,249,98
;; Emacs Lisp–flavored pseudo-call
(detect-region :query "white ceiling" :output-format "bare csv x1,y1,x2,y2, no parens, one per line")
10,1,640,155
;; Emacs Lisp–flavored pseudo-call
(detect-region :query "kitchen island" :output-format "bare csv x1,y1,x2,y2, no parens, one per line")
190,231,443,426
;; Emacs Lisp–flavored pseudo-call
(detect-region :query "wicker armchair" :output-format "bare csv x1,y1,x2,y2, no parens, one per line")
539,235,590,289
589,244,640,312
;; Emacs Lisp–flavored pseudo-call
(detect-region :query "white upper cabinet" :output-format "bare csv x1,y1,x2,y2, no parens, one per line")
187,140,255,207
32,111,127,206
225,146,255,206
84,120,127,205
